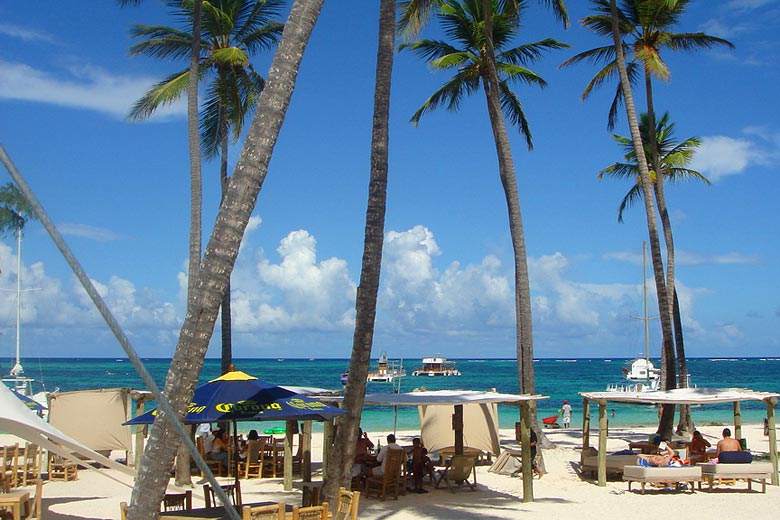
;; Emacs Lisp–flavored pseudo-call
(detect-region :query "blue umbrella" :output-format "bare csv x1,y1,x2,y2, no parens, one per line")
124,370,345,425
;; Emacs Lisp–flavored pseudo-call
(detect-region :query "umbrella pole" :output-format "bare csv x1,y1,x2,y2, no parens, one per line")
233,417,240,483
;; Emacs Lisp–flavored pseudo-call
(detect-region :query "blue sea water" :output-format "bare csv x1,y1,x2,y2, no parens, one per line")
3,357,778,435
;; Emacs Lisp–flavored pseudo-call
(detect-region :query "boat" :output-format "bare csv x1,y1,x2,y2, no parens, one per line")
366,354,406,382
606,242,661,394
1,218,49,412
412,356,461,377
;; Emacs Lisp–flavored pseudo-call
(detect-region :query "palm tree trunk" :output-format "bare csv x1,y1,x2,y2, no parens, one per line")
220,109,233,375
481,0,540,439
322,0,394,502
608,0,675,439
177,0,203,489
129,1,324,517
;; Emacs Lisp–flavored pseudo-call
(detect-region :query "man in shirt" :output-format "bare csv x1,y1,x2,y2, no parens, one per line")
370,433,402,476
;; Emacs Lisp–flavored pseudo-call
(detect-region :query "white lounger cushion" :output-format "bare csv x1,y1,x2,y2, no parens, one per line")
623,465,702,480
699,462,773,476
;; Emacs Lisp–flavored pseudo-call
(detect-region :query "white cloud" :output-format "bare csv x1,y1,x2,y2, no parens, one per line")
0,23,55,43
0,60,185,120
675,250,759,265
58,223,124,242
691,136,753,180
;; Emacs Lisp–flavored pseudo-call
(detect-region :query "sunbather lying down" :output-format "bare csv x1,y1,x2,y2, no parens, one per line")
636,441,675,467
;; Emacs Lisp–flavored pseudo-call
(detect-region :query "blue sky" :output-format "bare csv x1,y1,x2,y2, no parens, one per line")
0,0,777,363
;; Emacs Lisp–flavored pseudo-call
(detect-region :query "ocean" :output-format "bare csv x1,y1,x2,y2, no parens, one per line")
3,357,779,436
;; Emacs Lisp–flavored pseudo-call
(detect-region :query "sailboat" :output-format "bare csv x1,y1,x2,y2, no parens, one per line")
1,221,47,409
606,242,660,393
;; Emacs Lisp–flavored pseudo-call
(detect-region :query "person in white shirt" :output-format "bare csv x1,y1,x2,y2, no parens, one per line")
369,433,402,476
561,400,573,428
197,423,214,454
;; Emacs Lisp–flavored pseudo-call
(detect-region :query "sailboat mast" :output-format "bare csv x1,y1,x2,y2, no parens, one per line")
12,225,23,376
642,241,650,372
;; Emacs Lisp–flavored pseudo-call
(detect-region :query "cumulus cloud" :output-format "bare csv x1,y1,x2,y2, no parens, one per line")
0,60,185,120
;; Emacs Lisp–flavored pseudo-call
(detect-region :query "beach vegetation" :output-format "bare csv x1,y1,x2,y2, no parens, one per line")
322,0,396,502
564,0,733,439
398,0,569,448
124,1,324,519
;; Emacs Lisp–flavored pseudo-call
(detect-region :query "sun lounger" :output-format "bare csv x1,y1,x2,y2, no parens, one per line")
622,465,702,494
697,462,773,493
580,454,638,477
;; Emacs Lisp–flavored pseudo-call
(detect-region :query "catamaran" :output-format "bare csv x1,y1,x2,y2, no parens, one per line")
412,355,461,377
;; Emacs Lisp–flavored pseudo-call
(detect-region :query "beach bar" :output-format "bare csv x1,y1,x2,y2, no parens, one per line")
579,387,779,487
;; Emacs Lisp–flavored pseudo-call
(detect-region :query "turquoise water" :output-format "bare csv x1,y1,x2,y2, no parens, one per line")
4,357,778,434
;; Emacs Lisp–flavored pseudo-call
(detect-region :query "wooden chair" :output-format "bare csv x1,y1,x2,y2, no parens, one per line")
21,444,42,486
434,455,477,492
271,438,285,478
25,479,43,520
203,480,242,508
332,487,359,520
162,490,192,511
241,502,285,520
119,501,128,520
291,502,329,520
197,436,224,477
364,448,404,500
238,440,264,479
48,453,78,481
2,444,19,487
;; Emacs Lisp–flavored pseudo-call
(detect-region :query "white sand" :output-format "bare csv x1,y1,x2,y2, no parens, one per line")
3,424,779,519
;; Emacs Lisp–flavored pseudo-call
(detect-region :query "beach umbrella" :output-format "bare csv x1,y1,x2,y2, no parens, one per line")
123,370,347,480
124,370,346,425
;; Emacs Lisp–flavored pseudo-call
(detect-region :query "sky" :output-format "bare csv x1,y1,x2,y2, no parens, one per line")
0,0,778,363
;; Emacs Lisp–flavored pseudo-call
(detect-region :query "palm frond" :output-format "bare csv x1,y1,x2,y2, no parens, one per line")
128,69,189,120
498,82,532,149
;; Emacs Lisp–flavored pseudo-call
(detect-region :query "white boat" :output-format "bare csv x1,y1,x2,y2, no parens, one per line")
366,354,406,382
1,218,49,413
606,242,661,394
412,356,461,377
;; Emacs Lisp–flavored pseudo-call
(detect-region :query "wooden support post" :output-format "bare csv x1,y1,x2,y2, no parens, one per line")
597,399,607,487
322,419,334,476
133,397,146,469
302,420,312,482
733,401,742,441
454,404,464,455
284,421,294,491
767,398,778,486
582,398,590,450
520,402,534,503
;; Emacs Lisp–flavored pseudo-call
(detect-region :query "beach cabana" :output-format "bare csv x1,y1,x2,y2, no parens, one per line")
353,389,549,502
579,387,779,487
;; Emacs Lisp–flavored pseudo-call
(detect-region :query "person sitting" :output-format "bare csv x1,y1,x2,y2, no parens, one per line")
715,427,742,457
636,441,675,467
409,437,434,493
368,433,402,476
688,430,711,465
210,429,230,467
239,429,260,460
351,427,375,478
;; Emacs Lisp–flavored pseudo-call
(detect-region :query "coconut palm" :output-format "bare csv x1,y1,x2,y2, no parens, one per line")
562,0,733,404
599,110,707,432
321,0,396,501
129,0,284,376
399,0,567,451
128,1,324,518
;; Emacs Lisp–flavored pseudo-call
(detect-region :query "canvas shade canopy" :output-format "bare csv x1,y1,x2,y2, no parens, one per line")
579,387,780,487
331,389,548,503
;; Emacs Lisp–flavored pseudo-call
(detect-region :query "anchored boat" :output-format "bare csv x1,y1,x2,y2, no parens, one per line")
412,356,461,377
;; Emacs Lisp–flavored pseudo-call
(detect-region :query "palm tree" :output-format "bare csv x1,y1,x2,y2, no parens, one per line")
562,0,733,402
129,0,284,376
599,111,707,433
128,1,324,518
399,0,568,446
321,0,396,501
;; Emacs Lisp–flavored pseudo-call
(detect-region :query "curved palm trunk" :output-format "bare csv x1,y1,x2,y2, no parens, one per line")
481,0,539,439
129,2,323,518
176,0,203,488
609,0,675,439
322,0,394,502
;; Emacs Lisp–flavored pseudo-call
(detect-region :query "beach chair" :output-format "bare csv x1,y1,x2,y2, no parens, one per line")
434,455,478,493
196,436,224,477
26,479,44,520
242,502,286,520
291,502,329,520
119,502,128,520
48,453,78,482
364,448,405,501
2,444,19,487
238,440,264,479
162,490,192,511
203,480,242,507
332,487,360,520
21,444,42,486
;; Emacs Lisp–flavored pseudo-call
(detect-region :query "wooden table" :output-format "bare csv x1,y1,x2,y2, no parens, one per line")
0,490,29,520
158,501,290,520
436,446,490,465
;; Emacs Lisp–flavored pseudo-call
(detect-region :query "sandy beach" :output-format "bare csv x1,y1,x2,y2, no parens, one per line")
2,422,779,519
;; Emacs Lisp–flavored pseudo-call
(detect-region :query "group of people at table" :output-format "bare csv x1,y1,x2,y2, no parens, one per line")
635,427,746,467
351,429,435,494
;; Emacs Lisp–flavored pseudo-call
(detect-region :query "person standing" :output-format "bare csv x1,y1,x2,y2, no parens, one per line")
561,400,573,429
